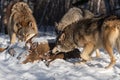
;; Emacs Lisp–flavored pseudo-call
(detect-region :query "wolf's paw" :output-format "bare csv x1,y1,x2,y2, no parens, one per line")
74,62,84,65
74,60,87,65
105,66,113,69
105,64,114,69
80,54,91,61
105,59,116,69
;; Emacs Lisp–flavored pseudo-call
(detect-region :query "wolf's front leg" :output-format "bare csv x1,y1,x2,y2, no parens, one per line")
10,32,16,44
74,43,94,65
80,42,95,61
95,49,101,58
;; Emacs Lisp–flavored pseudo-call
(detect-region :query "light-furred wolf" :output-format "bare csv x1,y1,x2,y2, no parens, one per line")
55,7,94,33
51,15,120,69
8,2,38,44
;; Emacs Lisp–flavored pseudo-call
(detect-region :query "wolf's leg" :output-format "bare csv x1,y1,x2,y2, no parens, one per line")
103,26,117,68
103,23,119,68
116,38,120,53
80,43,94,61
95,49,101,58
10,32,16,44
104,41,116,69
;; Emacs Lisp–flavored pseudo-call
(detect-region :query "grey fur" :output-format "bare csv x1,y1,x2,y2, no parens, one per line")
55,7,94,32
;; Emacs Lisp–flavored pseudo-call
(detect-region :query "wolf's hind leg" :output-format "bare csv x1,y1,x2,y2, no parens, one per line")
103,22,119,68
116,38,120,54
104,41,116,69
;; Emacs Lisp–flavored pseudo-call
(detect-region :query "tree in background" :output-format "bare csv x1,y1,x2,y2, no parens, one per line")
0,0,120,33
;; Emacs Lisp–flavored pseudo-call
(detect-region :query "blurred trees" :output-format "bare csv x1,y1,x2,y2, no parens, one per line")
0,0,120,33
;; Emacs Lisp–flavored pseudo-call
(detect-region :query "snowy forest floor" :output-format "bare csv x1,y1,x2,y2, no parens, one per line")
0,32,120,80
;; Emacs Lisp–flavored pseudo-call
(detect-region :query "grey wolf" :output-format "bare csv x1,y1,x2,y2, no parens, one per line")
51,15,120,69
8,2,38,44
55,7,94,33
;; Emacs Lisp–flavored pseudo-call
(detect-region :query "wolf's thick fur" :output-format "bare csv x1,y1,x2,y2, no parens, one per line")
8,2,38,44
52,16,120,68
55,7,94,32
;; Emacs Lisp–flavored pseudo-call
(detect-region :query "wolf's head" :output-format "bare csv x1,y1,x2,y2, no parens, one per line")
16,21,38,42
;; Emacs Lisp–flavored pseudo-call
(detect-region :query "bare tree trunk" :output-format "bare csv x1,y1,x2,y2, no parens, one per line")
104,0,111,15
97,0,101,14
1,0,120,34
0,0,2,33
0,0,4,33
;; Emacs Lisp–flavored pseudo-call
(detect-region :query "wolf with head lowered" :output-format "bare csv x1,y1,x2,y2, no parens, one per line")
8,2,38,44
51,16,120,69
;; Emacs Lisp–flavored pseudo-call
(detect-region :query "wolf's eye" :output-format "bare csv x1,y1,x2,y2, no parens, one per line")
57,40,61,45
26,34,29,37
16,23,18,26
16,23,22,28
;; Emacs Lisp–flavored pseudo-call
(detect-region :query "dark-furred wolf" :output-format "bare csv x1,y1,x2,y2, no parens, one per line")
52,16,120,69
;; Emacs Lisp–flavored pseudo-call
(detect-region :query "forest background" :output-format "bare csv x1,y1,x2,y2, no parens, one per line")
0,0,120,34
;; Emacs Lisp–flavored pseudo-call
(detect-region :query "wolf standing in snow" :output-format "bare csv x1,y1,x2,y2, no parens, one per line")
51,16,120,69
55,7,94,33
8,2,38,44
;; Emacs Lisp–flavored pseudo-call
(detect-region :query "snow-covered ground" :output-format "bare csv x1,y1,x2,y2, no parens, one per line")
0,33,120,80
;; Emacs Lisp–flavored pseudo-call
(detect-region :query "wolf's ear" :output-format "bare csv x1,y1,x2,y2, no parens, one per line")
59,33,65,41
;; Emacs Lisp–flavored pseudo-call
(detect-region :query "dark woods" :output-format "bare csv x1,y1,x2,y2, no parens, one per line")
0,0,120,33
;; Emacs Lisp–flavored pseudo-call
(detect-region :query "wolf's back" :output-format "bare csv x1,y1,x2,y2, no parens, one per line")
11,2,32,14
56,7,94,31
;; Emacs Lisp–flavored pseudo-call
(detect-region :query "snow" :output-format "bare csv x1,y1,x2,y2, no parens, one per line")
0,33,120,80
